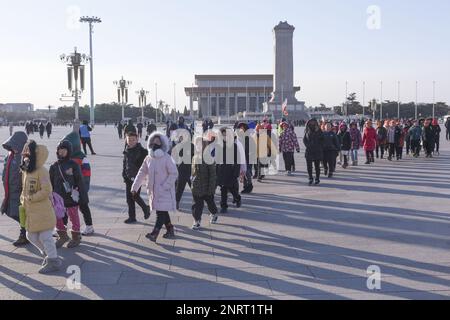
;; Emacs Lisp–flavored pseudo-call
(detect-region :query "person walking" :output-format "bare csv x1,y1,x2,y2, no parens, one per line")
171,130,194,211
237,122,255,194
445,117,450,141
131,132,178,242
2,131,29,246
432,119,441,155
322,122,340,178
62,132,96,236
117,122,124,139
45,122,52,139
191,137,219,230
279,122,300,175
79,120,96,155
9,122,14,136
38,122,45,139
146,121,157,140
338,122,351,169
137,122,144,139
49,140,87,249
303,119,324,185
20,140,62,273
422,119,435,158
409,121,422,158
362,120,377,164
349,122,361,166
375,120,387,159
122,132,151,224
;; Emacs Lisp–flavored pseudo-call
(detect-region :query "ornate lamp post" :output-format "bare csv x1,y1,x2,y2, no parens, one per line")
60,47,89,131
114,76,132,121
136,88,149,122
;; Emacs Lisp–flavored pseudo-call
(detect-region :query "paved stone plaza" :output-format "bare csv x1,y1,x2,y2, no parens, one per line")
0,125,449,300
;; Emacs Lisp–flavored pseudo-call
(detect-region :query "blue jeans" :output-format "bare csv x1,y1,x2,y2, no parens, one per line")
351,149,358,162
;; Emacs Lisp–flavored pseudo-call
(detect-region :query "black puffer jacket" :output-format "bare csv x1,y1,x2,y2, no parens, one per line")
122,143,148,182
216,141,241,187
303,129,324,161
49,140,88,208
338,131,351,151
322,131,340,152
171,142,195,182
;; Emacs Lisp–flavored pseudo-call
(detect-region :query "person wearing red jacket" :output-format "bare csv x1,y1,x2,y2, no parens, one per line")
362,120,377,164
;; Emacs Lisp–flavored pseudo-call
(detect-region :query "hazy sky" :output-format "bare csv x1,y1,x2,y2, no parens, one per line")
1,0,449,110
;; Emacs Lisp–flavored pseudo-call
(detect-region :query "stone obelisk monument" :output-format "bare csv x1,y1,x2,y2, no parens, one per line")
265,21,308,120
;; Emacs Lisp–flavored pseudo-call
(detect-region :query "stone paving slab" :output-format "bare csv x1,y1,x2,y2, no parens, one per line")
0,125,449,300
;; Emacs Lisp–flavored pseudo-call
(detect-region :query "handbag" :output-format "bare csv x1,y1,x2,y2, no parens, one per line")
57,164,79,203
50,192,66,219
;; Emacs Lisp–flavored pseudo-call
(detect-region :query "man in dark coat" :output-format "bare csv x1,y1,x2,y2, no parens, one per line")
122,132,150,224
171,130,195,211
1,131,29,246
445,117,450,141
117,122,123,139
422,119,435,158
216,127,242,213
45,122,52,139
303,119,324,185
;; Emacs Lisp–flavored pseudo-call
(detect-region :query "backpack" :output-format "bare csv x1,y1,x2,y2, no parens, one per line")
50,192,66,219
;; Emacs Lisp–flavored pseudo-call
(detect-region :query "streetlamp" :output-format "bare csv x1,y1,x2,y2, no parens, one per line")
136,88,149,123
114,76,132,121
60,47,89,131
80,16,102,126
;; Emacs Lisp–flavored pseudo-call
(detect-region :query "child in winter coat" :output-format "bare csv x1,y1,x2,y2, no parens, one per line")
303,119,324,185
191,137,219,230
2,131,29,246
279,122,300,176
409,121,423,157
362,120,377,164
123,132,150,224
338,123,351,169
49,140,88,249
322,123,340,178
375,120,387,159
20,140,61,273
62,131,95,236
131,132,178,242
349,122,361,166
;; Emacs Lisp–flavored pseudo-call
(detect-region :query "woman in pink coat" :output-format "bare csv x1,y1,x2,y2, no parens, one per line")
131,132,178,242
362,120,377,165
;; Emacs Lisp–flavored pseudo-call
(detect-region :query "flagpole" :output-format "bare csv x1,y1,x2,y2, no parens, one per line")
433,81,436,119
380,81,383,121
345,81,348,117
415,81,418,120
362,81,365,118
397,81,400,119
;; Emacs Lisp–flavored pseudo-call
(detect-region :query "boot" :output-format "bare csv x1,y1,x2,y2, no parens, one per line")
67,231,81,248
143,206,151,220
55,230,70,248
308,178,314,186
146,228,160,242
38,258,62,274
13,229,29,247
163,224,176,239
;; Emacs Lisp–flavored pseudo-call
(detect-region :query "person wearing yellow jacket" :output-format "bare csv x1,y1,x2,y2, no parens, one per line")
20,140,61,274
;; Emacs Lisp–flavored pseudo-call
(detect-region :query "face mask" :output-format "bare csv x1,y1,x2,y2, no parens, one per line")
152,144,162,152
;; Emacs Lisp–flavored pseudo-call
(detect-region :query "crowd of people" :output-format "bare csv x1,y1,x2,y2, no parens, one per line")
0,115,446,275
302,117,444,185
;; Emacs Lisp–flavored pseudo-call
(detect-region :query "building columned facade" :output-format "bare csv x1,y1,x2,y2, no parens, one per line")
0,103,34,113
185,75,294,118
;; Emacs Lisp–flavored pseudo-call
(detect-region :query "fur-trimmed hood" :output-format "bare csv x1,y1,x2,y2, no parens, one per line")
147,132,170,158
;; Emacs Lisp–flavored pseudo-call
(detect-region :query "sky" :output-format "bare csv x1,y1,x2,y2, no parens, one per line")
1,0,449,111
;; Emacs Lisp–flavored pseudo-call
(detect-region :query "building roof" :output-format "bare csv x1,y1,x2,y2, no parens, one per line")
195,75,273,81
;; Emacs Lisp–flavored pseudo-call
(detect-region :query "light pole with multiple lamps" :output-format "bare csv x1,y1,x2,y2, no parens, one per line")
79,16,102,125
60,47,89,131
114,77,132,121
136,88,149,123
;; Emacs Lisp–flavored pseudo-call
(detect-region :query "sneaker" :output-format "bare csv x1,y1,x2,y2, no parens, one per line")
81,225,95,236
38,258,62,274
162,224,176,239
13,234,29,247
192,220,201,230
308,178,314,186
124,218,137,224
146,229,160,242
210,214,218,224
314,178,320,185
